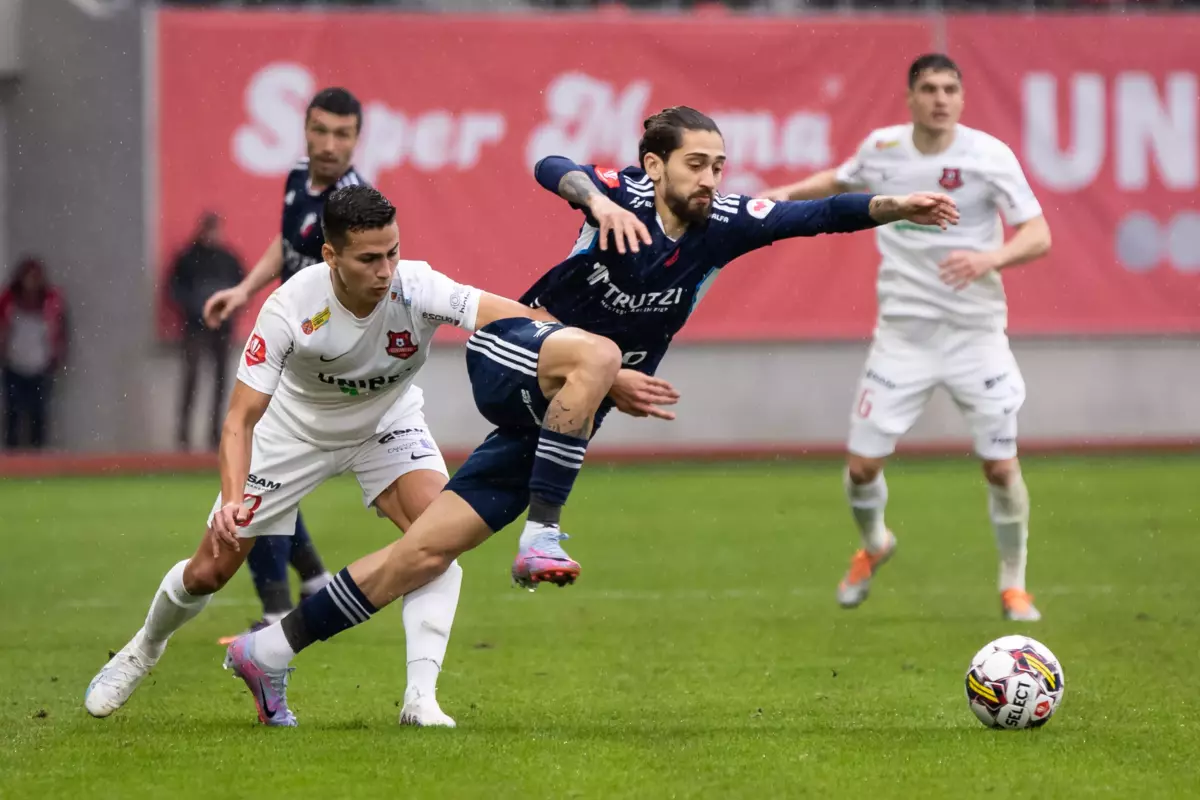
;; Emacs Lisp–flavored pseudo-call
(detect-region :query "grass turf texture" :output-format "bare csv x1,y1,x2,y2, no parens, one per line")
1,456,1196,798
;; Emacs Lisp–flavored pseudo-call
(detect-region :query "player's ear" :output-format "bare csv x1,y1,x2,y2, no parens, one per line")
321,241,336,267
644,153,664,182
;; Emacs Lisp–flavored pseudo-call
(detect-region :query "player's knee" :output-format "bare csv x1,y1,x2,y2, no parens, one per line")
847,455,885,485
574,334,622,385
983,458,1020,487
182,557,233,595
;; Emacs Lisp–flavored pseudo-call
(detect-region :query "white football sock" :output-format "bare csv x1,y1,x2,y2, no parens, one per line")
844,468,890,553
133,560,212,662
519,522,558,550
988,472,1030,592
402,559,462,697
251,622,296,672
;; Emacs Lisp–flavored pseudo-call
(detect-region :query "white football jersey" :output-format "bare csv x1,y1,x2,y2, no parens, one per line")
237,260,481,449
836,124,1043,330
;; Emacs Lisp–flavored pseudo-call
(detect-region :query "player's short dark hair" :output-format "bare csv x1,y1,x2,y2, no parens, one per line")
306,87,363,132
322,185,396,251
908,54,961,89
638,106,722,170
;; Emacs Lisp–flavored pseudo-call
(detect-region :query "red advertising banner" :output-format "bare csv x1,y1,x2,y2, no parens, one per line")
155,11,1200,341
947,15,1200,334
154,10,930,341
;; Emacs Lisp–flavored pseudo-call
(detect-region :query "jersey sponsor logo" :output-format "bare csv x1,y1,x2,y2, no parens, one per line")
386,330,419,359
594,166,621,188
747,198,776,220
319,372,407,396
449,286,469,314
585,264,686,315
875,139,900,150
300,306,331,335
939,167,964,191
421,311,456,325
865,368,896,390
983,371,1009,390
244,333,267,367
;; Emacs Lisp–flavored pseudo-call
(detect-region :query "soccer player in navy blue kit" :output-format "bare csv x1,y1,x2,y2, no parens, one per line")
202,88,367,636
228,107,959,719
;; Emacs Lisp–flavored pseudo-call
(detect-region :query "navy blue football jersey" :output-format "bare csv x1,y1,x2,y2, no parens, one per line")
522,159,878,376
279,158,367,282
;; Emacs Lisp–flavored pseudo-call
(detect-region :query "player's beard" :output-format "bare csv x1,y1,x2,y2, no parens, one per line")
663,181,713,226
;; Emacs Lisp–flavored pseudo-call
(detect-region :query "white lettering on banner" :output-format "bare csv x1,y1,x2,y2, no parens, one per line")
1116,72,1197,191
525,72,834,172
231,63,506,181
233,63,314,176
1023,71,1198,192
526,72,651,168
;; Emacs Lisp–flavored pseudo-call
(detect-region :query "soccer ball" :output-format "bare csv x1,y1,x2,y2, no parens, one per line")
965,635,1065,730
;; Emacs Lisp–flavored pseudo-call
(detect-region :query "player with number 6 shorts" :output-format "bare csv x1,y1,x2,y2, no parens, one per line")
766,54,1053,621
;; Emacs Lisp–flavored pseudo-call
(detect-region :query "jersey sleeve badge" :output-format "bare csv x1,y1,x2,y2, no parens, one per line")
244,333,267,367
747,198,776,219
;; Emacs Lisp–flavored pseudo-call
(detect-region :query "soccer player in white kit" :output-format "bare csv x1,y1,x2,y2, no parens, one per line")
84,185,547,726
766,54,1052,621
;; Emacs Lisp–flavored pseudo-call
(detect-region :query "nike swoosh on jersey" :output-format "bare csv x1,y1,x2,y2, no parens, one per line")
410,452,436,461
319,353,350,363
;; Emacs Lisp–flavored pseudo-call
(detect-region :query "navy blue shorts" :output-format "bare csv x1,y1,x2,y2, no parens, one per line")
447,318,565,531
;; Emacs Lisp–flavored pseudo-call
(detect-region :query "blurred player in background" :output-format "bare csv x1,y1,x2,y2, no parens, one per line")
87,185,548,727
203,88,366,639
766,54,1052,621
221,106,958,723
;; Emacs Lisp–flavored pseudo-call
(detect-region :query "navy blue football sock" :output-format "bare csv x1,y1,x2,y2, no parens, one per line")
246,536,293,617
288,510,327,582
527,429,589,526
280,568,377,654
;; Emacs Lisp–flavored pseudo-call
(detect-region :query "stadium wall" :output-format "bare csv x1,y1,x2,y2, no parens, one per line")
1,4,1198,466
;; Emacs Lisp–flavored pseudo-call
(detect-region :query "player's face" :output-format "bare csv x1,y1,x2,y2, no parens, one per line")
305,108,360,185
326,223,400,306
652,129,726,224
907,69,963,134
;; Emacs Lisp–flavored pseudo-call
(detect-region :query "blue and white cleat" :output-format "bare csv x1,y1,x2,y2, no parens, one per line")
512,526,581,589
85,636,156,718
223,634,297,727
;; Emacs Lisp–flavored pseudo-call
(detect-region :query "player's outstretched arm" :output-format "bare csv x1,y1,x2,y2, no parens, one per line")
203,235,284,329
211,381,272,556
534,155,651,254
473,292,557,331
763,168,848,202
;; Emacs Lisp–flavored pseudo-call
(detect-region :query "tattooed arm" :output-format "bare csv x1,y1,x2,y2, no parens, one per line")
534,156,652,254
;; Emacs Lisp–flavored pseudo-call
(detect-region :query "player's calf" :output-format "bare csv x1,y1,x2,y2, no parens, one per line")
982,457,1037,619
519,330,620,586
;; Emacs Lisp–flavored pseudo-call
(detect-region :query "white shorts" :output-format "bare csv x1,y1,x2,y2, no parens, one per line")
847,319,1026,461
207,410,448,539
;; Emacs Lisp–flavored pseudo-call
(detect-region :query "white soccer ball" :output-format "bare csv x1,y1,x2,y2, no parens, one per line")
964,635,1065,730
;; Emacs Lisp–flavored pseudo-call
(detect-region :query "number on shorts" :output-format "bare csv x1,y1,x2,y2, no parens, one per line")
857,388,874,419
238,494,263,528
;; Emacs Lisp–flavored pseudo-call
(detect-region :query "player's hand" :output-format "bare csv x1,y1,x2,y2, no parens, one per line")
203,286,249,330
872,192,960,229
608,369,680,420
939,250,1001,291
587,196,653,255
209,501,247,557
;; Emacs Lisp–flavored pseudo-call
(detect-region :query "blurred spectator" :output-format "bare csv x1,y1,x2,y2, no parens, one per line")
0,257,68,450
169,212,244,450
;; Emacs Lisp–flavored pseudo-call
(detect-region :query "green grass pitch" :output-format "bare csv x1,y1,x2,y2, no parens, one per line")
1,456,1196,798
